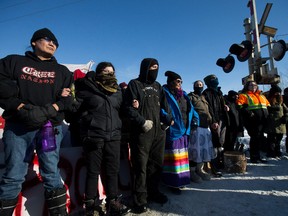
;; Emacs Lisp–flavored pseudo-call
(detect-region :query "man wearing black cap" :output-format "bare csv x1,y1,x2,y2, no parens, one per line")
124,58,173,213
0,28,73,215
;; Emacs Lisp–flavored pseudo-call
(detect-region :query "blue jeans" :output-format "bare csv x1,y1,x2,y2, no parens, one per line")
0,122,64,199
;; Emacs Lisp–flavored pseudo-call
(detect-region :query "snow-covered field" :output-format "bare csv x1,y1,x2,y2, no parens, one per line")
126,133,288,216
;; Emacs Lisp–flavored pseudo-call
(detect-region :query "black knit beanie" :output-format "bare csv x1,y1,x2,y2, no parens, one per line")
30,28,58,47
269,84,282,95
165,71,182,84
204,74,217,85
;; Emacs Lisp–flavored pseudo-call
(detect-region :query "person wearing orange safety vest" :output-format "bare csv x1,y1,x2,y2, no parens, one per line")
236,80,270,163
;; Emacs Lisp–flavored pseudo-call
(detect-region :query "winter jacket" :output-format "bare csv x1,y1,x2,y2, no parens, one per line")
188,92,212,128
124,58,172,133
225,96,244,133
163,85,199,141
237,90,270,132
237,90,270,122
75,71,123,141
202,87,229,126
265,102,288,134
0,51,73,126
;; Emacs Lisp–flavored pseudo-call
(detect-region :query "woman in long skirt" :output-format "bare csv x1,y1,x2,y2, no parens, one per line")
162,71,199,194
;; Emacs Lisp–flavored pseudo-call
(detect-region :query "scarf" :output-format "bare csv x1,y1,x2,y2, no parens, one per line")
174,88,184,101
95,74,118,93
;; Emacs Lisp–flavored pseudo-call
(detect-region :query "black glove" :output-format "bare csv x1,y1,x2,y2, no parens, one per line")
191,124,198,131
17,104,48,129
191,117,198,131
42,104,58,119
268,106,280,112
56,96,74,111
281,116,288,124
246,110,255,118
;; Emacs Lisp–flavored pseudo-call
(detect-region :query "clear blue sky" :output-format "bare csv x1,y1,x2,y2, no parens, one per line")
1,0,288,94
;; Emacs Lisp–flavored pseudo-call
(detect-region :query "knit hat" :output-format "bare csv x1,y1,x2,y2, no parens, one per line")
73,69,86,80
119,82,128,89
30,28,58,47
165,71,182,84
228,90,238,97
204,74,217,85
269,84,282,95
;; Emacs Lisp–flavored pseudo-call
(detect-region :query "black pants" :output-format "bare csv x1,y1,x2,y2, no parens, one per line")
267,133,283,157
84,140,120,201
130,128,166,206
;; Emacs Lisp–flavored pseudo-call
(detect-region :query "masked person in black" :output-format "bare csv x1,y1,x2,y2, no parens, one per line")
74,62,130,216
124,58,173,214
202,74,230,177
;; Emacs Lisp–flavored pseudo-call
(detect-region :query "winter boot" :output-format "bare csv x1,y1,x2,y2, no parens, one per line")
83,198,106,216
190,166,202,183
106,195,130,216
0,197,18,216
45,187,68,216
210,159,222,177
196,163,211,181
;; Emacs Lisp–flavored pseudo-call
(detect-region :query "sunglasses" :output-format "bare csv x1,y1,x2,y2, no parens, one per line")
41,37,58,47
176,79,183,84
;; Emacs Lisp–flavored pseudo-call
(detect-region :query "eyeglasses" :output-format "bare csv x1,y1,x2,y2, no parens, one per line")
41,37,58,47
176,79,183,84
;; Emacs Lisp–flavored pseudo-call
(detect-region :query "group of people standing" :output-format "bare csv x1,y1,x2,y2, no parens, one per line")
0,27,288,216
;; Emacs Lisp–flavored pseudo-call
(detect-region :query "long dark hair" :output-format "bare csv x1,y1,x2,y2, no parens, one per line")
95,62,115,74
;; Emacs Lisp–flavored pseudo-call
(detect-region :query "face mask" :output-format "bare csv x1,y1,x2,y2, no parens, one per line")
194,86,203,95
147,69,158,83
209,78,219,88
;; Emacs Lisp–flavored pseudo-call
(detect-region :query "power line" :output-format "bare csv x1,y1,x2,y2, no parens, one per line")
0,0,30,10
0,0,86,24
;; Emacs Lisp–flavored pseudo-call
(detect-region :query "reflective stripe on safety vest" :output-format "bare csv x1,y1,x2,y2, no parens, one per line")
243,93,268,110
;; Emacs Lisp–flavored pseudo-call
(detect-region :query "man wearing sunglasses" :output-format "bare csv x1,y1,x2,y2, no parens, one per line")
0,28,73,215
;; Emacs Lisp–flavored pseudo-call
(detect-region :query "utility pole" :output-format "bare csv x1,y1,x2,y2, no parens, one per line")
242,0,280,85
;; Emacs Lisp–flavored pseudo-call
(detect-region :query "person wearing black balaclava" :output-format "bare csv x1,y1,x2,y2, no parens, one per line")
124,58,173,214
75,62,130,216
202,74,230,177
188,80,214,182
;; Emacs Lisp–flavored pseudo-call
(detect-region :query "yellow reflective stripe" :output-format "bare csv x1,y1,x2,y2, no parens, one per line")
248,105,267,110
244,94,267,110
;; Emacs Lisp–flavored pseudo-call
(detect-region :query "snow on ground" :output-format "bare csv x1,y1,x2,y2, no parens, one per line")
125,134,288,216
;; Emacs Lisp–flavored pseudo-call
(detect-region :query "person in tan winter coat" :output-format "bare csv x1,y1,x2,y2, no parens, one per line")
188,80,216,182
265,85,288,158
